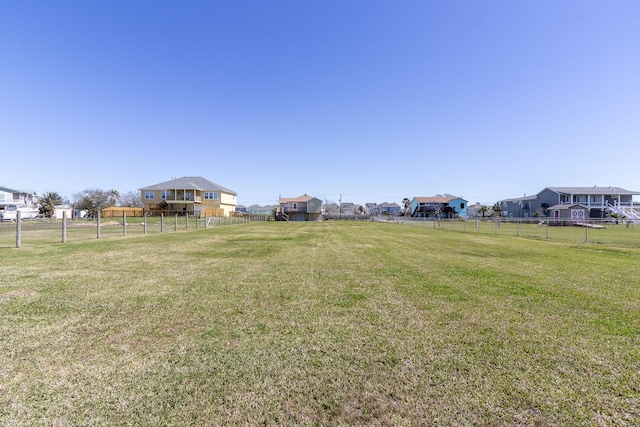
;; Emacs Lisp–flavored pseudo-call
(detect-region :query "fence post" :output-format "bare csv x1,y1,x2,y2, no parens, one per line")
160,213,164,233
62,211,67,243
97,211,101,239
585,218,589,243
174,214,178,231
516,219,520,237
123,212,127,236
546,219,549,239
186,213,189,228
16,210,22,248
144,213,147,234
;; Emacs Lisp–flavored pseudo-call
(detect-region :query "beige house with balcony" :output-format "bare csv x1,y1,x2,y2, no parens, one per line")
139,176,237,217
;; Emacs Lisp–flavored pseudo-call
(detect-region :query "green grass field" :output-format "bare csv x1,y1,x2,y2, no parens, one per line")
1,221,639,425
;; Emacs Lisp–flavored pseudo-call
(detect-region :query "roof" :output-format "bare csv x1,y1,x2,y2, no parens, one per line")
279,194,316,203
543,186,640,196
500,195,539,203
547,203,589,210
414,196,465,203
0,186,33,193
139,176,236,194
380,202,400,208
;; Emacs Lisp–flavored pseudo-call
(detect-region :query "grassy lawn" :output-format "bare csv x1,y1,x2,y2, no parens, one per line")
1,221,639,425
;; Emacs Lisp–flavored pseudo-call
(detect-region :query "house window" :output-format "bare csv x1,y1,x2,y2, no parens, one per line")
293,203,298,209
204,192,218,200
460,203,465,209
161,191,170,199
144,191,154,200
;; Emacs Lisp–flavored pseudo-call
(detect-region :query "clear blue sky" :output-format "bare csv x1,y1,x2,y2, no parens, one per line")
2,1,639,206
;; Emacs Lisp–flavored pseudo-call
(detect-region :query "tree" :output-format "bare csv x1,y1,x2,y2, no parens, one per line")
107,189,120,206
492,202,502,217
478,205,489,218
73,188,115,217
402,198,412,216
39,191,65,218
119,191,143,208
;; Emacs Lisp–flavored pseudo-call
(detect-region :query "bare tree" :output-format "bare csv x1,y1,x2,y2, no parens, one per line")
119,191,143,208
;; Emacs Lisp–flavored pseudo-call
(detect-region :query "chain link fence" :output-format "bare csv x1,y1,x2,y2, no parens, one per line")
376,217,640,248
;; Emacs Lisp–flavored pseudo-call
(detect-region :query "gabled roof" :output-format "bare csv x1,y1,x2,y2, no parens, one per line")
279,194,316,203
543,186,640,196
380,202,400,208
140,176,236,194
414,196,465,204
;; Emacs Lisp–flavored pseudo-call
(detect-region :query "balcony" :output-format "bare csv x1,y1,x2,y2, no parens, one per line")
163,195,202,203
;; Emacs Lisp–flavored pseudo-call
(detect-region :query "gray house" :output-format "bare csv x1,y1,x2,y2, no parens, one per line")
500,186,640,221
277,194,323,221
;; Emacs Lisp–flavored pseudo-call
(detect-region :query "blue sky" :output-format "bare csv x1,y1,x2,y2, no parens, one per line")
2,1,639,206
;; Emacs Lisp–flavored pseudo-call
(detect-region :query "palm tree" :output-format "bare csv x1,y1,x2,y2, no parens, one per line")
39,191,64,219
402,198,412,216
107,189,120,207
492,202,502,217
479,205,489,218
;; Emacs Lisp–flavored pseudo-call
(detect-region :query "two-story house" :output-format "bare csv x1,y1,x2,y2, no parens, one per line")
277,194,323,221
411,196,468,218
139,176,237,217
500,186,640,221
380,202,402,216
0,186,38,209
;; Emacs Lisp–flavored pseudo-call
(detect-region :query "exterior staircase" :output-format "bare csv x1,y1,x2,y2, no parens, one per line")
607,203,640,223
274,207,289,221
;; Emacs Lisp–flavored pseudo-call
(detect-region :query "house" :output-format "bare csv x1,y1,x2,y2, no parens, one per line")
498,195,540,218
235,205,248,214
277,194,323,221
139,176,237,217
410,196,468,218
365,203,379,216
0,186,38,209
54,204,73,219
500,186,640,221
466,202,488,218
247,204,275,215
380,202,402,216
340,202,356,215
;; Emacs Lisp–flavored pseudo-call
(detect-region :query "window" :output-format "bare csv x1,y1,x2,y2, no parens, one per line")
161,191,170,199
144,191,154,200
460,203,465,209
204,192,218,200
